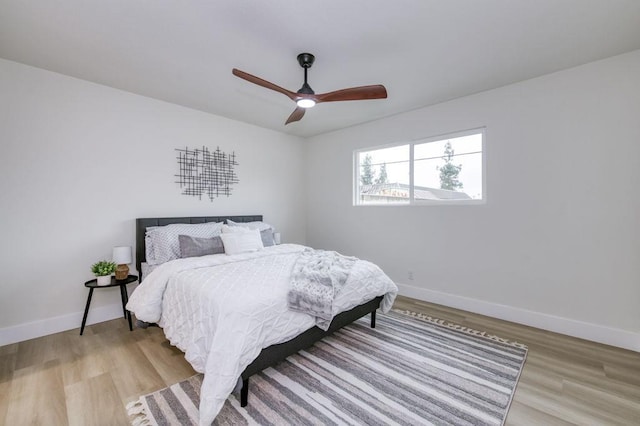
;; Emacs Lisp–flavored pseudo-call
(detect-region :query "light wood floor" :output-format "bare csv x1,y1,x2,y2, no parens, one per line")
1,296,639,425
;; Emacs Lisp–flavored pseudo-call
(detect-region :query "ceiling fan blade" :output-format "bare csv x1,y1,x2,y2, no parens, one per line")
285,107,305,125
316,85,387,103
232,68,297,101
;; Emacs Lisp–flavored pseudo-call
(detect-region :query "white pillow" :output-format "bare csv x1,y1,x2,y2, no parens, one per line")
221,224,254,234
220,229,264,255
226,219,274,232
146,221,224,265
222,225,275,246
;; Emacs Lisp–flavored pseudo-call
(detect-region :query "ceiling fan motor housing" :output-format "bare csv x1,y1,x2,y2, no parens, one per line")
297,53,315,68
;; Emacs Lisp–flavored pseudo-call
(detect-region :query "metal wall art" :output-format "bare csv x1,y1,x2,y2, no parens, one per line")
175,146,239,201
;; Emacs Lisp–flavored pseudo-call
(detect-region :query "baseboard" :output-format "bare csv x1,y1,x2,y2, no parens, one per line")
4,285,637,352
0,303,124,346
397,283,640,352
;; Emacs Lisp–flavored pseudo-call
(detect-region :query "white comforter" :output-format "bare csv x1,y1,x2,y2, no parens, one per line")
126,244,397,425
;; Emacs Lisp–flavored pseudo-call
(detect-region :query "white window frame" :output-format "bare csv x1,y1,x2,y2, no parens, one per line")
354,127,486,206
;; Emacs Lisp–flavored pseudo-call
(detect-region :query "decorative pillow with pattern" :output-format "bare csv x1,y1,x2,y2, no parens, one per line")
144,226,160,266
146,221,224,265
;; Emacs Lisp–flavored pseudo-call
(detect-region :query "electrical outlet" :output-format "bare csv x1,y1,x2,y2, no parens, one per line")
408,271,414,281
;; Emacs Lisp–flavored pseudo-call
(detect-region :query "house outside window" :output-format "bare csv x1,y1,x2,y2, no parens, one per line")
354,128,485,205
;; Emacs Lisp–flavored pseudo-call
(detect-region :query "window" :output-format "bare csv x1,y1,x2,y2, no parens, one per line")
354,128,484,205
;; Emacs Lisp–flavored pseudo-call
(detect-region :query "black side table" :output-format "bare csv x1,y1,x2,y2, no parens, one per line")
80,274,138,335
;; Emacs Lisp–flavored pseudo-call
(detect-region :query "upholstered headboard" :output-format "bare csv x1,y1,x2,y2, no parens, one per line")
135,215,263,274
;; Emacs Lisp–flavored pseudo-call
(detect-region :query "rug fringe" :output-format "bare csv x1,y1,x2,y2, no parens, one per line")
126,399,152,426
392,309,528,349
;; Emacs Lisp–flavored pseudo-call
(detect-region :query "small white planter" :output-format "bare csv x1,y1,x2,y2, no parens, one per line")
96,275,112,286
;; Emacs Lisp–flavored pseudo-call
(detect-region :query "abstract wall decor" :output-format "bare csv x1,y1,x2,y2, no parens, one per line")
175,146,239,201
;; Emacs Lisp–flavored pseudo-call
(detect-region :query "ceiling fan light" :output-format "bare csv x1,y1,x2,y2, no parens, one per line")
297,98,316,108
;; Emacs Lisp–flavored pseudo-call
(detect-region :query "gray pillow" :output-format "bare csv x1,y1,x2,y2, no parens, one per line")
147,221,224,264
260,229,276,247
179,234,225,258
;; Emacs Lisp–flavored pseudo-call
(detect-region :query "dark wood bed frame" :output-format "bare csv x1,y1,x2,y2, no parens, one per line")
135,215,382,407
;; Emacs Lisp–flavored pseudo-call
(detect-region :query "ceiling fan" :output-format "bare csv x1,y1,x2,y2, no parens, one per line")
232,53,387,125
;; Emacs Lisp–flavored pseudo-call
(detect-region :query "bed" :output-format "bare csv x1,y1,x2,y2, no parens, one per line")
128,215,397,425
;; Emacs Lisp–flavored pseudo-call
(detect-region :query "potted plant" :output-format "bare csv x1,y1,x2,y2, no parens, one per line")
91,260,116,286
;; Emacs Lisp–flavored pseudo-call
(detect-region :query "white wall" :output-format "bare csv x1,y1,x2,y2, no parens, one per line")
0,59,306,344
306,50,640,350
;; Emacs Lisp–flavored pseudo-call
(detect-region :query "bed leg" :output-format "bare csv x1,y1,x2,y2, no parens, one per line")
371,309,377,328
241,377,249,407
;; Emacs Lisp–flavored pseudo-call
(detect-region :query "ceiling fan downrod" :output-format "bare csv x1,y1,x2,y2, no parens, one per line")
297,53,315,95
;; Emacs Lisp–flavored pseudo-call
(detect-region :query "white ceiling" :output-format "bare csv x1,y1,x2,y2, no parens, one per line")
2,1,640,138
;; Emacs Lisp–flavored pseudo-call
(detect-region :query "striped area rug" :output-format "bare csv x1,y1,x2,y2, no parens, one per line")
127,310,527,426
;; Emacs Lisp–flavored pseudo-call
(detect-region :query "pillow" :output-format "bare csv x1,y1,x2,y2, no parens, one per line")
260,229,275,247
144,225,160,265
221,224,253,234
226,219,274,232
146,221,224,265
222,226,273,246
219,229,264,255
179,235,225,258
145,234,155,265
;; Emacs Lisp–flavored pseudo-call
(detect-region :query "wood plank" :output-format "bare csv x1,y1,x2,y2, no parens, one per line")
95,326,167,403
136,336,196,386
4,360,68,425
561,379,640,423
506,400,575,426
0,342,17,356
65,372,130,426
60,327,112,387
0,352,16,421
